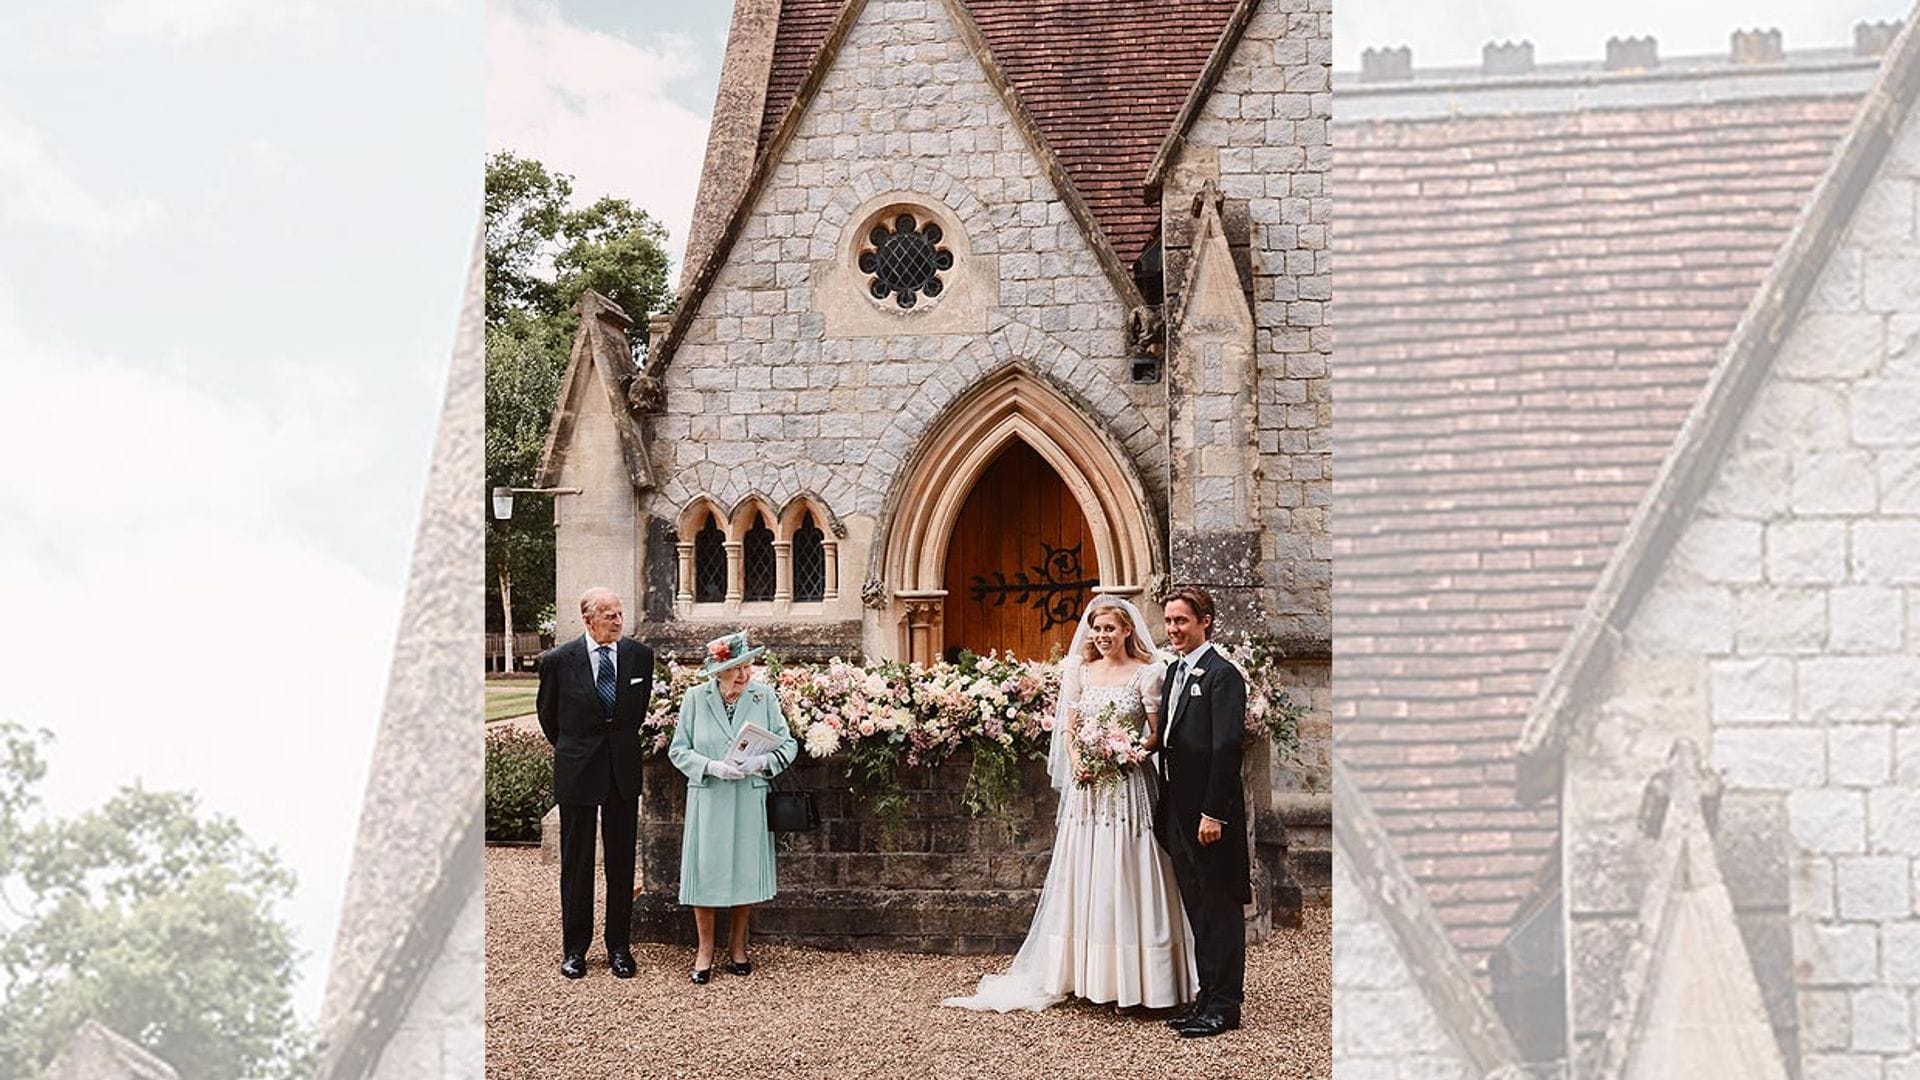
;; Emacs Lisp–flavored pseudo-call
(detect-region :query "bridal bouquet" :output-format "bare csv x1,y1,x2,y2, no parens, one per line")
1071,702,1151,788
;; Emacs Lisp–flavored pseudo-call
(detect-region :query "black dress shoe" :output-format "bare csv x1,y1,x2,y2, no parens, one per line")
560,954,586,980
609,951,637,979
726,957,752,977
1176,1010,1241,1039
1164,1001,1206,1029
690,967,712,985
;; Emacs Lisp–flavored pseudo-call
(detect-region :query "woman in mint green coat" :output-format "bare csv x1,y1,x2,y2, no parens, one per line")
666,630,797,984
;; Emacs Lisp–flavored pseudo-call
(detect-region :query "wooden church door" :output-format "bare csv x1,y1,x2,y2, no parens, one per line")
941,441,1098,661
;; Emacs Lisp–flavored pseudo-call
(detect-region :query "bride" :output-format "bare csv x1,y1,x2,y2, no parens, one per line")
942,595,1198,1012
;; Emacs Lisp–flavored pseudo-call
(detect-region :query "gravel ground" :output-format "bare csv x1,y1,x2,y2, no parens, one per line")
486,847,1329,1079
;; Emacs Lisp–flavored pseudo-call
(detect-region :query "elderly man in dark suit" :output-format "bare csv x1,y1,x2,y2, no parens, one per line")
1153,585,1251,1038
536,587,654,980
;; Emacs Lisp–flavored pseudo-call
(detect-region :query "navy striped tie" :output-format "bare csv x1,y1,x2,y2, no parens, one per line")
595,645,617,718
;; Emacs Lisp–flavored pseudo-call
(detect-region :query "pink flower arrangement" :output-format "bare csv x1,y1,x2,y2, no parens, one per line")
1071,701,1152,788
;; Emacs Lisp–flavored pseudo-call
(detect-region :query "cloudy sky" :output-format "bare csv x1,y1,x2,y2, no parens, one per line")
0,1,476,1022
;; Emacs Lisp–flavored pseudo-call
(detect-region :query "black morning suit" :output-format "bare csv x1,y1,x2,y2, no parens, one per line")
536,634,654,958
1153,645,1251,1014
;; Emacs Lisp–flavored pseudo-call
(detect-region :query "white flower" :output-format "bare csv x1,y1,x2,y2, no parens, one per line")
804,723,842,758
863,673,889,698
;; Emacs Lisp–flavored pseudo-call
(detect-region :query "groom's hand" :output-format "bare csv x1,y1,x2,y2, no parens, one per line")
1197,815,1223,846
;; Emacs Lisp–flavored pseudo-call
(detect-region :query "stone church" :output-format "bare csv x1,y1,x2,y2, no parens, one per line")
535,0,1331,715
1335,18,1920,1079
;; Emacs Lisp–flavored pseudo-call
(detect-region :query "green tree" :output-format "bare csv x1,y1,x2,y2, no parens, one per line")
484,151,673,659
0,720,312,1079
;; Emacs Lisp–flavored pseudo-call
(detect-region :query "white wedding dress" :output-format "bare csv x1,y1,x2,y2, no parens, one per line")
943,662,1198,1011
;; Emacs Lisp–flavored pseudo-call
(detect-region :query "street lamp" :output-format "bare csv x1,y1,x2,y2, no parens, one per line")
489,485,581,674
491,486,581,520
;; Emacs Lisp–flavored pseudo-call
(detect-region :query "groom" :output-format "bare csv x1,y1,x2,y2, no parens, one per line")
535,587,654,980
1154,585,1250,1038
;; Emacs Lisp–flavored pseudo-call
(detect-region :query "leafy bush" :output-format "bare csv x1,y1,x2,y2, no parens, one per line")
485,728,554,842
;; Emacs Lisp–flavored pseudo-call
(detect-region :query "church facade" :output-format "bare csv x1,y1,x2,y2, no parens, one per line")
537,0,1330,780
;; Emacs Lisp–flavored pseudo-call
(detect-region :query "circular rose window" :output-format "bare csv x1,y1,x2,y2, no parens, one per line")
858,211,954,310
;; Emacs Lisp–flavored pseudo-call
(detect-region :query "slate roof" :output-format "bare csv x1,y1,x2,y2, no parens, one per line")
754,0,1244,264
1333,60,1873,973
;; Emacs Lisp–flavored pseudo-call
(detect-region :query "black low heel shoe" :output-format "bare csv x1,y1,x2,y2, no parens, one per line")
690,968,712,985
726,958,753,977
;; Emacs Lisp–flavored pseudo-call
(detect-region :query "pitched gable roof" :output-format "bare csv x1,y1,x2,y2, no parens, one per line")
960,0,1245,265
1514,17,1920,796
666,0,1253,371
756,0,842,157
659,0,1205,371
536,291,654,492
1333,59,1875,973
1593,741,1790,1080
1334,764,1529,1078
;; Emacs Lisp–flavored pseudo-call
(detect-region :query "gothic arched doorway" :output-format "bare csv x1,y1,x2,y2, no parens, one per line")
941,441,1096,661
873,365,1162,665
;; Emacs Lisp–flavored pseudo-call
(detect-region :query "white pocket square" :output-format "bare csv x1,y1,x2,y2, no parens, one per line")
629,677,645,684
1188,685,1203,697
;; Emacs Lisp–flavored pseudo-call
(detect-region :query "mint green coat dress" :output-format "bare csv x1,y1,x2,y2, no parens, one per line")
665,679,799,907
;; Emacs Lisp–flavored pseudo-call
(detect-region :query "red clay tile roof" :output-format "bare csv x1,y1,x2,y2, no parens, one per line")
758,0,843,156
756,0,1244,265
1334,93,1864,974
960,0,1243,264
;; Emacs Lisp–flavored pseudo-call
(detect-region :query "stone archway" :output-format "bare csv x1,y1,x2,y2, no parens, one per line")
876,365,1158,663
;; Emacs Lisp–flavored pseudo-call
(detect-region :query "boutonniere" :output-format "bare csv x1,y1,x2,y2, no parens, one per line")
1191,666,1205,679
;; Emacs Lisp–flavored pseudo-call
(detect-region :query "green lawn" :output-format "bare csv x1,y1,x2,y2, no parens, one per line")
485,677,539,723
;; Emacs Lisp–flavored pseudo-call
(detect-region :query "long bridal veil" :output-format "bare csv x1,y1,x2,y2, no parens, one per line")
939,594,1160,1012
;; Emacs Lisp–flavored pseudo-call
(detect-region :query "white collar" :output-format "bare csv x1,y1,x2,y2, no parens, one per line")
1178,641,1215,669
584,633,617,653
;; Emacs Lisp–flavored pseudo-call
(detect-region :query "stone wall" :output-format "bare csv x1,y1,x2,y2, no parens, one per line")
631,743,1302,950
650,0,1163,578
1563,99,1920,1077
1167,0,1333,651
635,751,1055,951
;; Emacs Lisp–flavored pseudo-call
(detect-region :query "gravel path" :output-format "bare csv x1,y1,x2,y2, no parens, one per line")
486,847,1330,1079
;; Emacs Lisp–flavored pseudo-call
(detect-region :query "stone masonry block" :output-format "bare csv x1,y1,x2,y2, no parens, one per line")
1792,451,1878,515
1800,656,1920,720
1831,587,1906,654
1790,789,1867,854
1838,855,1912,920
1830,725,1894,786
1716,726,1824,789
1851,986,1914,1052
1853,379,1920,446
1794,920,1879,986
1870,789,1920,854
1767,520,1849,585
1712,657,1797,722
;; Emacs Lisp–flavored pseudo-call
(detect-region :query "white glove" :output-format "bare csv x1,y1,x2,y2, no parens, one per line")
741,754,772,776
704,759,746,781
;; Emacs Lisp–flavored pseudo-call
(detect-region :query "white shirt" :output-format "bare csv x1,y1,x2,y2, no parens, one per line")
584,634,618,681
1168,641,1225,828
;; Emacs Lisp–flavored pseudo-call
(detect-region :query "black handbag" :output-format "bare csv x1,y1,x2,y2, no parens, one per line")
766,766,819,833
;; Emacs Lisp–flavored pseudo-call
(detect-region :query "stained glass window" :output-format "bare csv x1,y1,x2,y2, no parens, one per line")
793,511,826,602
743,518,776,602
858,211,954,309
694,513,726,603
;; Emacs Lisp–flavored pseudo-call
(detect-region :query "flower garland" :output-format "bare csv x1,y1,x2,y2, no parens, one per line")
640,646,1304,765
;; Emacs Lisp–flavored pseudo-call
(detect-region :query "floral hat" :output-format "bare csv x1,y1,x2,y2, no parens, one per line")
701,630,767,676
